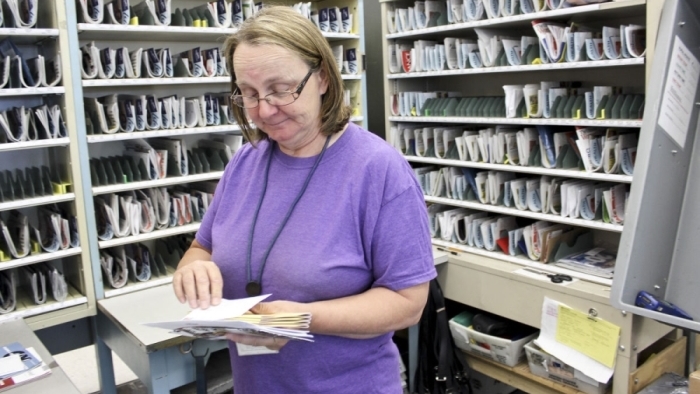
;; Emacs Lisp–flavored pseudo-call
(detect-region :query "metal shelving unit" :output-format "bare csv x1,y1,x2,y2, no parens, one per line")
389,116,643,128
388,58,645,79
380,1,678,393
405,156,634,183
0,0,96,329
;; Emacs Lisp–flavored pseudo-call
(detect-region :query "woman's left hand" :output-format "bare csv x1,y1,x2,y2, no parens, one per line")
224,300,306,351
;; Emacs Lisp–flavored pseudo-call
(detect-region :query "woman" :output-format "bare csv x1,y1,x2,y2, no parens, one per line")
172,6,436,393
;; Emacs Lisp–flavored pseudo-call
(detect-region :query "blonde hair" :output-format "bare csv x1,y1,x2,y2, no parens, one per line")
223,6,352,144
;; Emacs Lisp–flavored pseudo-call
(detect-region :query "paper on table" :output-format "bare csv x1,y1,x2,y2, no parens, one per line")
0,354,23,379
535,297,615,383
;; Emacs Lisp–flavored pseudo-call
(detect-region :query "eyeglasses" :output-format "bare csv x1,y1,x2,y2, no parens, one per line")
230,67,316,109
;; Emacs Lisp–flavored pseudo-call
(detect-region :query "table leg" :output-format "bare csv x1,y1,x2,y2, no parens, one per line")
95,335,117,394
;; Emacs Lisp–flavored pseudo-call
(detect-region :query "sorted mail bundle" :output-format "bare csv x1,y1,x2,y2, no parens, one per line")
81,42,228,80
95,183,216,241
504,83,644,121
0,263,69,315
1,207,79,262
100,242,166,289
386,0,618,34
427,203,618,278
388,22,644,74
0,104,67,143
0,0,39,28
392,125,637,176
76,0,352,34
90,137,241,186
100,234,194,289
420,165,627,224
84,93,238,135
0,38,62,89
391,85,644,121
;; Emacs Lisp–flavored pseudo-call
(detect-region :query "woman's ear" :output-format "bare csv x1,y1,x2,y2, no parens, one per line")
316,68,329,96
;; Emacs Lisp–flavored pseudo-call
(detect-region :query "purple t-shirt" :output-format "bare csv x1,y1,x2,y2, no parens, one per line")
196,123,436,394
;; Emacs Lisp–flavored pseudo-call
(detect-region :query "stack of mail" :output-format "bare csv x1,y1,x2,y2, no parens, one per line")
531,21,646,63
577,128,637,175
31,206,80,253
100,242,172,289
1,0,39,28
0,39,62,89
417,164,628,225
386,1,447,34
427,204,613,271
79,0,173,26
592,25,646,60
21,263,69,304
306,5,353,34
508,222,595,264
388,0,618,31
81,42,228,80
0,270,15,314
145,294,314,341
0,104,67,143
0,208,78,262
330,45,359,75
393,123,638,178
94,185,215,241
554,248,616,278
0,342,53,389
85,93,236,135
5,263,69,309
505,83,644,120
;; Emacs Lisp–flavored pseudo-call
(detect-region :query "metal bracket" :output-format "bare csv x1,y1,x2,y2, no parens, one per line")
191,346,210,394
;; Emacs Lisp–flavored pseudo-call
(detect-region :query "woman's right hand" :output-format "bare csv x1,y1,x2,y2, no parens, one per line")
172,260,223,309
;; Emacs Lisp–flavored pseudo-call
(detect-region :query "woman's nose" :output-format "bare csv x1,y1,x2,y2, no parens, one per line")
256,99,279,118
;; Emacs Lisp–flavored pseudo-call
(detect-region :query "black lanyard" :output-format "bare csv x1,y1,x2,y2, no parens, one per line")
245,135,332,297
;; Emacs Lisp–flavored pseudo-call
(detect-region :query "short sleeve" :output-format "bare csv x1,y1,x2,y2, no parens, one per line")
370,184,437,291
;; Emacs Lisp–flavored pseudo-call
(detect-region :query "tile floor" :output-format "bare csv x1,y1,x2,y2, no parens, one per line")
54,345,233,394
54,345,139,394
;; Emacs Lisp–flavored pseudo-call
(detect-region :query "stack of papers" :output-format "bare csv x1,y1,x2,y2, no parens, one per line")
0,342,52,391
555,248,616,278
144,294,314,342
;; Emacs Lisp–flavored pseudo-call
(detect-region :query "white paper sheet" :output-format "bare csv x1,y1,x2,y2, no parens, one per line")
183,294,270,321
658,35,700,149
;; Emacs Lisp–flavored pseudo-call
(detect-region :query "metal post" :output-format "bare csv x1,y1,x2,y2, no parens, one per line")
686,330,696,377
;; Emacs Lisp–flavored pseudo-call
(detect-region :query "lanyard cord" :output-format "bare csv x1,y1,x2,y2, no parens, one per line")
245,134,332,294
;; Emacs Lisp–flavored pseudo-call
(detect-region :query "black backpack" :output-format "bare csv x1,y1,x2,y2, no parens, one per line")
414,279,471,394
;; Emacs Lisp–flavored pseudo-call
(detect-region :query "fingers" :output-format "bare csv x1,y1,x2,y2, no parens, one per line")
208,265,224,306
172,270,185,303
173,260,222,309
225,333,289,351
184,268,201,308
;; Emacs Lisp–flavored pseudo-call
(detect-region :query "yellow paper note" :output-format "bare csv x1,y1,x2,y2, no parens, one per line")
555,305,620,368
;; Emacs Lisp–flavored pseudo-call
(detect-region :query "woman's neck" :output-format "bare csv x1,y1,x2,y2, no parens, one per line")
278,124,348,157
